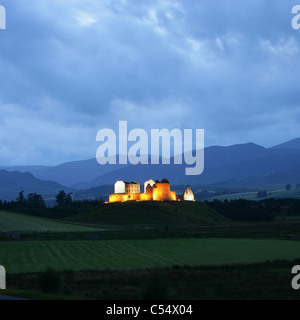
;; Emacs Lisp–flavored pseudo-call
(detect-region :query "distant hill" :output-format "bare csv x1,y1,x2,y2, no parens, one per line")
0,170,73,201
35,158,129,187
0,165,50,175
200,148,300,186
74,143,269,188
271,138,300,150
73,185,114,201
2,138,300,193
64,201,229,227
76,144,300,187
0,159,128,187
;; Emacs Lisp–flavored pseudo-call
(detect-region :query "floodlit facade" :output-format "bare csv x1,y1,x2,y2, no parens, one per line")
183,186,195,201
144,179,156,193
152,181,176,201
125,181,140,194
114,181,126,194
115,181,140,194
108,179,194,203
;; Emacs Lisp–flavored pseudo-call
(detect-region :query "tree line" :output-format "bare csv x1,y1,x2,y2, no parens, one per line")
206,198,300,221
0,191,104,219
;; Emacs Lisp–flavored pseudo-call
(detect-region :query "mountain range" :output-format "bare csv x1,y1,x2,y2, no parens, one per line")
0,138,300,201
0,170,74,201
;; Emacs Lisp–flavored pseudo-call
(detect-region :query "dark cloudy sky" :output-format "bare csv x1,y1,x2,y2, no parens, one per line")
1,0,300,165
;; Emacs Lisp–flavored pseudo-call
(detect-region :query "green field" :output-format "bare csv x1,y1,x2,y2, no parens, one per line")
0,211,102,232
2,238,300,274
211,188,300,201
64,201,229,227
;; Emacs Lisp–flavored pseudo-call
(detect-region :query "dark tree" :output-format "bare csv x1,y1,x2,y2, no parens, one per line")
17,191,26,204
56,190,73,206
286,184,292,191
66,193,73,205
56,190,67,206
27,193,46,208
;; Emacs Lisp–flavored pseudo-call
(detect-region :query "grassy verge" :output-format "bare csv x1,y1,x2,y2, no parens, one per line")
6,259,300,300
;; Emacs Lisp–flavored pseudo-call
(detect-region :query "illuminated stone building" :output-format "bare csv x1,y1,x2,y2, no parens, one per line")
108,179,194,203
183,186,195,201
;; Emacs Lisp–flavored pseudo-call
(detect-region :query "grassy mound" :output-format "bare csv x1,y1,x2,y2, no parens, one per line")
64,201,229,227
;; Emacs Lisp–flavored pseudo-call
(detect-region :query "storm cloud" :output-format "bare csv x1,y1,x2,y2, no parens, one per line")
0,0,300,165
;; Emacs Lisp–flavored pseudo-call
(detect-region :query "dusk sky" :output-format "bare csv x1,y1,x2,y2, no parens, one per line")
1,0,300,166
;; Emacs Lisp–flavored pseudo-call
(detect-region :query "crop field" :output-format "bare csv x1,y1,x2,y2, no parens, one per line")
0,211,102,232
211,188,300,201
1,238,300,274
